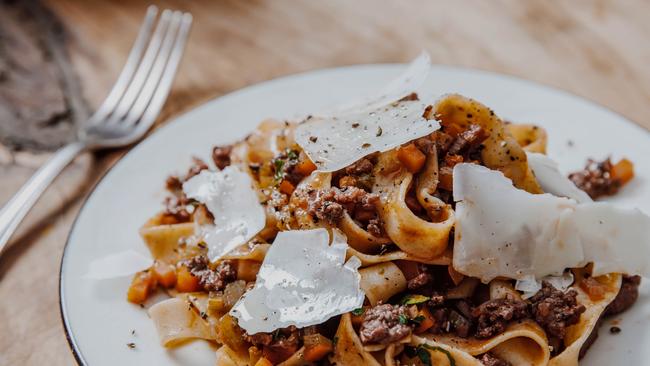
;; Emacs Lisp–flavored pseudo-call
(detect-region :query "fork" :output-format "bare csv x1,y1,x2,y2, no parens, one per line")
0,6,192,255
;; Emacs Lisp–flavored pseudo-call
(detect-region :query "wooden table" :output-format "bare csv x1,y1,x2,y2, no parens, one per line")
1,0,649,364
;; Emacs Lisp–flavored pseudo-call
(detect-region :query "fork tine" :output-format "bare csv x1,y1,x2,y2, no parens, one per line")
88,5,158,125
105,9,173,124
123,12,192,132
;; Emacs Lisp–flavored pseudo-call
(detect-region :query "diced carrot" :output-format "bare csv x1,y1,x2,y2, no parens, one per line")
152,261,177,288
263,342,298,364
438,166,453,191
611,158,634,185
254,357,273,366
579,277,607,301
237,260,262,282
127,271,156,304
448,265,465,286
444,154,464,167
303,334,334,361
279,180,295,195
176,266,201,292
338,175,358,188
295,157,318,176
395,260,421,280
397,143,426,173
414,307,435,334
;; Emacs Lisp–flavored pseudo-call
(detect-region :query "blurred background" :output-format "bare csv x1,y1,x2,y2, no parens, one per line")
1,0,649,364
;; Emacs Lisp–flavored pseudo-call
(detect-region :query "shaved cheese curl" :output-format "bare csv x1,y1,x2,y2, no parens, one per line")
452,163,650,282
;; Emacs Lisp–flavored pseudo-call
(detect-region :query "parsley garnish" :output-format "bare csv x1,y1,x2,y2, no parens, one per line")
273,158,285,183
351,308,365,316
398,314,408,324
416,344,456,366
409,315,426,326
400,294,430,305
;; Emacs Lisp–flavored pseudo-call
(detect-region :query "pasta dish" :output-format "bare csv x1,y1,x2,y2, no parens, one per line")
104,54,648,366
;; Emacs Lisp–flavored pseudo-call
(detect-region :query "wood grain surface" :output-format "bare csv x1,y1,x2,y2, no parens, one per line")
1,0,649,364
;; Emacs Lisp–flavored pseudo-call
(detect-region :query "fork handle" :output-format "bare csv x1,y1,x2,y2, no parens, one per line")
0,141,87,255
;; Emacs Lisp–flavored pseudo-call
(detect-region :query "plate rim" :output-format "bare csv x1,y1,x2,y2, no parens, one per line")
58,62,650,365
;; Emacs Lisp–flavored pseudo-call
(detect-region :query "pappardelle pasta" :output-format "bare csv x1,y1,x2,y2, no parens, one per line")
122,54,647,366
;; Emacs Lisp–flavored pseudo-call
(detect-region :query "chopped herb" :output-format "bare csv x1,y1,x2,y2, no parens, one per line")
351,308,365,316
127,342,136,349
417,344,456,366
287,149,299,160
400,294,430,305
273,159,285,182
272,329,282,341
333,336,339,346
398,314,409,325
410,315,426,326
197,241,207,249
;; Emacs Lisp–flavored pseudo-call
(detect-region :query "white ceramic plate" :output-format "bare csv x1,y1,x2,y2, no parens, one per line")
60,63,650,365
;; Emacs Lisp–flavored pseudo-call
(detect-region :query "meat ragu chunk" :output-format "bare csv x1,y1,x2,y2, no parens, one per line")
606,275,641,316
568,158,620,199
184,255,237,292
245,326,301,364
307,186,384,237
530,282,586,342
359,304,412,344
472,298,529,338
448,124,489,156
212,144,233,170
478,352,512,366
162,157,209,223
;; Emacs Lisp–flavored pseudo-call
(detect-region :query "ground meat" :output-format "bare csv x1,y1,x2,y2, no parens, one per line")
568,158,620,199
432,131,454,156
449,309,472,338
212,145,233,170
359,304,412,344
307,186,383,235
344,157,374,176
165,175,183,192
606,275,641,316
185,256,237,292
407,264,433,290
162,196,191,222
530,282,586,341
472,298,529,338
245,326,301,364
478,352,512,366
185,157,209,180
448,124,489,156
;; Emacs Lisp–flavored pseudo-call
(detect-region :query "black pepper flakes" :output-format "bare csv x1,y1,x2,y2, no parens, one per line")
352,123,360,128
610,326,621,334
376,126,383,137
361,143,371,148
309,136,318,143
127,342,136,349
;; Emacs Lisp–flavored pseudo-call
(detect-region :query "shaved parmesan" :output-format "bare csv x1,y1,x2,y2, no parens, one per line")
527,152,591,203
295,52,438,172
230,229,364,334
296,100,439,172
321,51,431,116
85,250,152,279
515,272,575,299
183,166,265,262
452,163,650,283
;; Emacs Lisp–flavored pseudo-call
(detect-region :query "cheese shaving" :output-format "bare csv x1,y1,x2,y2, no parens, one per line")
85,250,153,279
183,166,265,262
295,52,438,172
452,163,650,283
527,152,591,203
230,229,364,334
296,100,439,172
